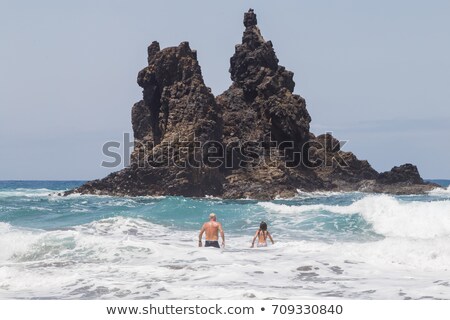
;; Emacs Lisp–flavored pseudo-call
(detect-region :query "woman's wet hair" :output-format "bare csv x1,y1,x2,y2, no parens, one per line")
259,221,267,231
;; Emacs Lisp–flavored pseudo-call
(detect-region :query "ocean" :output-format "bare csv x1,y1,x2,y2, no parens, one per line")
1,180,450,299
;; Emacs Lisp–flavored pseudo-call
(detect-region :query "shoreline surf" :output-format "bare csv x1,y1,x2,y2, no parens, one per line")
0,181,449,299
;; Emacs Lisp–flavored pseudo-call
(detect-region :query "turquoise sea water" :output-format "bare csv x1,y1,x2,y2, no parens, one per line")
1,180,450,299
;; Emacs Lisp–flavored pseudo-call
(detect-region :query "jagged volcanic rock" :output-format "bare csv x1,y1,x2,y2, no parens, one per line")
377,164,424,185
217,8,321,198
65,9,439,198
68,41,224,197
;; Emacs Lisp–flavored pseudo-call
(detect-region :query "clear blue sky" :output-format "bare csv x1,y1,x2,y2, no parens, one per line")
1,0,449,180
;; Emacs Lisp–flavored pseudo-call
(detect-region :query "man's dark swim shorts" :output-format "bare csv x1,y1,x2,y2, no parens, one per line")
205,241,220,248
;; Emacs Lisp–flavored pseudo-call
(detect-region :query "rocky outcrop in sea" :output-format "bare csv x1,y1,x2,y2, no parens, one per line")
66,9,439,199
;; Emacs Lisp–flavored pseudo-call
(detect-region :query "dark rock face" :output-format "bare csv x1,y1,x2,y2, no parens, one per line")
69,41,224,197
311,133,379,184
216,8,318,198
65,9,438,198
377,164,424,185
131,41,225,197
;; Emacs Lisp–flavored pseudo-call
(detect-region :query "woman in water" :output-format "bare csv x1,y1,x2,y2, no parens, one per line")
251,221,275,248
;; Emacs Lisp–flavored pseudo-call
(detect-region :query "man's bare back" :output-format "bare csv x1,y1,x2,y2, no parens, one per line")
202,221,221,241
199,213,225,248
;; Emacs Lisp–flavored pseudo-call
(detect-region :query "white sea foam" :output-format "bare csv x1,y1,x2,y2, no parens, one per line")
0,222,43,262
260,201,343,214
4,182,450,299
1,215,450,299
295,189,358,198
0,188,56,198
260,195,450,239
429,185,450,196
349,196,450,239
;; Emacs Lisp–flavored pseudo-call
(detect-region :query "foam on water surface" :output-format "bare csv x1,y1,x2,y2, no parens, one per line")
260,195,450,239
1,181,450,299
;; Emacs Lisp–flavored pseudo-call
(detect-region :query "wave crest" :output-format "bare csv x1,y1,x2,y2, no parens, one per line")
260,195,450,239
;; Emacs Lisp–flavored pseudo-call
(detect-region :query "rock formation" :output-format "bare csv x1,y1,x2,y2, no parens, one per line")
72,41,224,197
65,9,439,198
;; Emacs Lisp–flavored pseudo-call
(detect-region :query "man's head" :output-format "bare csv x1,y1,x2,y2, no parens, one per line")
209,213,217,221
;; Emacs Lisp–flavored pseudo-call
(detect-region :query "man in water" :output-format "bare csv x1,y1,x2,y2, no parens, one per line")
198,213,225,248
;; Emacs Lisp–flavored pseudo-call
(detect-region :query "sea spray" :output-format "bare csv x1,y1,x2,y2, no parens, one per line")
260,195,450,239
